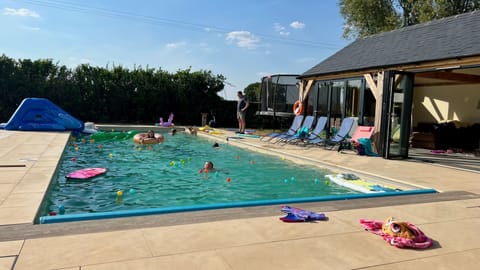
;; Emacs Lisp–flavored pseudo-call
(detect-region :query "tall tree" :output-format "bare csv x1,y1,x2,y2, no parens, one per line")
339,0,480,39
244,82,261,103
339,0,399,39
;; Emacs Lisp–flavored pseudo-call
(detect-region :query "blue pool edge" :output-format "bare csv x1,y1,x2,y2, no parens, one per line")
39,188,437,224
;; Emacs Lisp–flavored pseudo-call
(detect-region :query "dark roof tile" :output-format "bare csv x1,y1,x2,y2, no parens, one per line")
300,11,480,78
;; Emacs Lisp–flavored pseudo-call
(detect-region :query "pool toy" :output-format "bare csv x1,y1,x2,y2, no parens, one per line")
157,113,174,127
0,97,85,132
198,125,224,134
360,217,433,249
279,205,327,222
325,173,400,193
83,122,98,134
58,204,65,215
133,133,164,144
66,167,107,180
237,133,261,138
90,131,137,141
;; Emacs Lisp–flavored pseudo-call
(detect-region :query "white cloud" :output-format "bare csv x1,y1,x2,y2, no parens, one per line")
165,41,187,49
274,23,285,32
290,21,305,29
226,31,259,49
67,57,93,65
3,8,39,18
274,23,290,36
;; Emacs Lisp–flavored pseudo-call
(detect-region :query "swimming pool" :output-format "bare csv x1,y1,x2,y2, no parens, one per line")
38,130,435,223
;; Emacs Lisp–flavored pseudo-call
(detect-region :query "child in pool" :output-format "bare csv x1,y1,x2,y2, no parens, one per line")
204,161,214,171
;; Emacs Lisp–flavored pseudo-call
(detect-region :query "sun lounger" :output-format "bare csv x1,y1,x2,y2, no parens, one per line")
260,115,304,142
302,116,328,144
277,116,315,144
338,126,375,153
308,117,355,148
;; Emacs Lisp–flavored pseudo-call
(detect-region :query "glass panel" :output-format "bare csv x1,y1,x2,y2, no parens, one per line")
387,73,413,158
346,79,361,118
331,81,344,118
317,83,328,116
363,85,376,126
309,82,328,120
330,81,344,130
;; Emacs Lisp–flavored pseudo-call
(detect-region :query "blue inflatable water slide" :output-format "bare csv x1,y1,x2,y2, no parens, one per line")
0,98,84,132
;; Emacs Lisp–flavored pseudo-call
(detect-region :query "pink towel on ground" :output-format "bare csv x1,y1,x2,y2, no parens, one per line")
359,217,433,249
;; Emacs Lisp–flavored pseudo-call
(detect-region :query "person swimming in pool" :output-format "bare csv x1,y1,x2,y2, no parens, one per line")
204,161,214,171
146,130,155,138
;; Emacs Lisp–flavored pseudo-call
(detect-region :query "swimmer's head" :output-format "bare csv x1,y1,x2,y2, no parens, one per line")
204,161,214,170
212,142,219,148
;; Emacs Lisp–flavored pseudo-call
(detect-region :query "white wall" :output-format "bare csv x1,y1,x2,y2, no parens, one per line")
412,84,480,127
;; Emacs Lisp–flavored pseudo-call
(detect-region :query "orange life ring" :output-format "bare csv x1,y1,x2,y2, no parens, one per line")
293,100,303,115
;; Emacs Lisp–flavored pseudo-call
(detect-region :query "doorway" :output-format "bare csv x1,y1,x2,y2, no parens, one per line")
380,71,415,159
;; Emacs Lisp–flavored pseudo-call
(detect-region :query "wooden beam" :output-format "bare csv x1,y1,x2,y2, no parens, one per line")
298,81,304,100
416,71,480,83
298,80,315,101
394,56,480,72
394,74,404,88
373,72,384,153
301,80,314,101
364,73,378,100
299,56,480,82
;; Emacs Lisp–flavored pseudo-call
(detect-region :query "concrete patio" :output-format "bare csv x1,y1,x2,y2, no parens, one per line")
0,128,478,270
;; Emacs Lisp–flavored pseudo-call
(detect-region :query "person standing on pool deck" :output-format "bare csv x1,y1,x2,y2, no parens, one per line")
236,91,249,134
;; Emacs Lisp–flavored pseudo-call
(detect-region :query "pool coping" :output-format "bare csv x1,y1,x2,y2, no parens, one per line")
39,189,438,224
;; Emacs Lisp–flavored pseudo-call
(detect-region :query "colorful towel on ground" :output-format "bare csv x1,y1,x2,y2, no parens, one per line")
359,216,433,249
279,205,327,222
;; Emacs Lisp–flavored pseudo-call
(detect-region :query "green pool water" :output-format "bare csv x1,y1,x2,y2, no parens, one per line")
39,131,357,217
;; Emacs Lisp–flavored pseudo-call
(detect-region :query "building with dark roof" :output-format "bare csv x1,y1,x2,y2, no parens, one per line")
297,11,480,159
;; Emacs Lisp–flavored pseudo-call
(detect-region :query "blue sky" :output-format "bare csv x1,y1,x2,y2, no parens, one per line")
0,0,348,100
